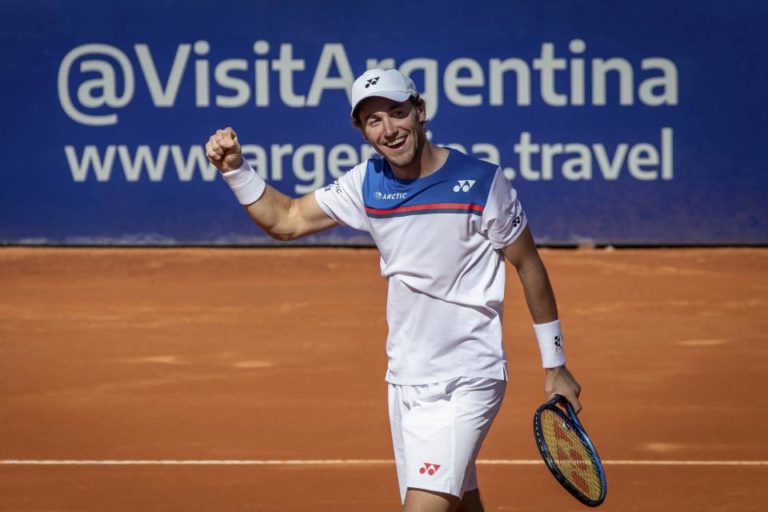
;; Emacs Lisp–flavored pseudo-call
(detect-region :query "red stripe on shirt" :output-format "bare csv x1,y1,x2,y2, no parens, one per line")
365,203,484,215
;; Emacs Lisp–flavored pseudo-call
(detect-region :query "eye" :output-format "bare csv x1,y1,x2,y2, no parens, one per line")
366,117,380,127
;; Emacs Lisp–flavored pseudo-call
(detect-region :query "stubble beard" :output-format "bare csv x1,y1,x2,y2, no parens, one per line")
382,128,425,171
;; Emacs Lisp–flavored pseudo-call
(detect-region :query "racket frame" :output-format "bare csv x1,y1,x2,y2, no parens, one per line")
533,394,607,507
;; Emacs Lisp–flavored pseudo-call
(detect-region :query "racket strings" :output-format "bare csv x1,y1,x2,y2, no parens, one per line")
540,409,603,501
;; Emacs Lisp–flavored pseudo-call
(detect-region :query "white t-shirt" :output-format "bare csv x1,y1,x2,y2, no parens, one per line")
314,149,527,384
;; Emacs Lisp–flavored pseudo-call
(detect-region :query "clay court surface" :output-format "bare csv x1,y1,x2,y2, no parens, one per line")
1,247,766,511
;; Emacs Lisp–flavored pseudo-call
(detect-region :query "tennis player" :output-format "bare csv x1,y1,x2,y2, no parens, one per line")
206,68,582,512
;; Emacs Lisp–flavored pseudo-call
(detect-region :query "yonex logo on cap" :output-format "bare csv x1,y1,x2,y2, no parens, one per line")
453,180,476,192
351,68,418,116
419,462,441,475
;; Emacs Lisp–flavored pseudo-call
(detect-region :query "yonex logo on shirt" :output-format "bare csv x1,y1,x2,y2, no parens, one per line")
453,180,476,192
324,179,342,194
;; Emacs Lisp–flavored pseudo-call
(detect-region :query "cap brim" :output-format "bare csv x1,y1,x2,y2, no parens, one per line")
351,90,413,117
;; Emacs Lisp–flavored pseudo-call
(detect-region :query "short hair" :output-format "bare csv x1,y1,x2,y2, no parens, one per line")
351,96,426,129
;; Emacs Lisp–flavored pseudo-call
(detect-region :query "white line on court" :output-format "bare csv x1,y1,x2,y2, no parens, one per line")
1,459,767,466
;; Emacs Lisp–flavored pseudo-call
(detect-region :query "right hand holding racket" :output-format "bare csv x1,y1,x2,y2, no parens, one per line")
545,365,582,413
206,127,243,172
533,394,607,506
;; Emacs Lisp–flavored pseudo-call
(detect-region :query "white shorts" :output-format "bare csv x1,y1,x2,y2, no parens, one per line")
388,377,506,502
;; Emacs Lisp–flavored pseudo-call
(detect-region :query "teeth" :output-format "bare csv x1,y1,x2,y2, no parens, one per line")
386,137,406,147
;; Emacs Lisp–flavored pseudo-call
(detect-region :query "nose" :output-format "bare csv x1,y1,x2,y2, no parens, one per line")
381,116,397,138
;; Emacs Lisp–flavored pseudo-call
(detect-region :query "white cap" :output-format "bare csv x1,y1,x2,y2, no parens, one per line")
350,68,419,118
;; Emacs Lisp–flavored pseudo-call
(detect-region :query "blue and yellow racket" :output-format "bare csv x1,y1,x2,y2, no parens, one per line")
533,395,607,507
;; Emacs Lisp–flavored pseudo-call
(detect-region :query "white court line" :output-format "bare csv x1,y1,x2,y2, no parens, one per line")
1,459,767,466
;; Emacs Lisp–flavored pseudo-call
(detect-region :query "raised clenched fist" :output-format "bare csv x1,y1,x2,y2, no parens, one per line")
205,127,243,172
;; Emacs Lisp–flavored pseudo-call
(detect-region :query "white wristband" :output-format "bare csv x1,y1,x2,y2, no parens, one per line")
533,319,566,368
221,159,266,205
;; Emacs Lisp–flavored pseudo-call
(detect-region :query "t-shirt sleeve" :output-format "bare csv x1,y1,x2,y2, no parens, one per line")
313,163,370,233
481,168,528,249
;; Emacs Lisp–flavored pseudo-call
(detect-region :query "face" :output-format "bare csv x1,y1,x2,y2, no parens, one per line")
356,97,427,171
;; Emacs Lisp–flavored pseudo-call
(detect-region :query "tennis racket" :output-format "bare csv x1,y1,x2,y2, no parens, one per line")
533,395,607,507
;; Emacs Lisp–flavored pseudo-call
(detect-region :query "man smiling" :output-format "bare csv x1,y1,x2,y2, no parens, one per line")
206,68,581,512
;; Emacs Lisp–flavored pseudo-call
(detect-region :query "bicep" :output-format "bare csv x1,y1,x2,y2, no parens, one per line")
290,192,339,236
244,187,337,240
502,225,539,268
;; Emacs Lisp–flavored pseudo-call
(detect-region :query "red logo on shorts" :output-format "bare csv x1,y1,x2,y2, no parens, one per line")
419,462,441,476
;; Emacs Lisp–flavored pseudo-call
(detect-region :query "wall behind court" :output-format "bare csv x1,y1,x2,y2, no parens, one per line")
1,0,766,245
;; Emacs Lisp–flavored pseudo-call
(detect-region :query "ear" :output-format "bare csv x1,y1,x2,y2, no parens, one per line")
416,98,427,123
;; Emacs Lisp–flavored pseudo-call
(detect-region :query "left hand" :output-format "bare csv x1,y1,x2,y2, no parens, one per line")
544,365,582,413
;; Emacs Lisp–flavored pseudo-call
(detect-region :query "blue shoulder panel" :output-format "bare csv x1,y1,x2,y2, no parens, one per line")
362,149,497,218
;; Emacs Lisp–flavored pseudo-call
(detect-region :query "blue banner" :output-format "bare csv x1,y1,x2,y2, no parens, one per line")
1,0,766,245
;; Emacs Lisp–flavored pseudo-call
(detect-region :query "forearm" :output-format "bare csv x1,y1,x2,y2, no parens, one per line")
515,253,559,324
221,161,337,241
504,228,566,368
507,245,581,409
221,161,297,240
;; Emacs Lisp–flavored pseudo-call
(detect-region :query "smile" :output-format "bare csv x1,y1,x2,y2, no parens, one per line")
384,136,406,149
